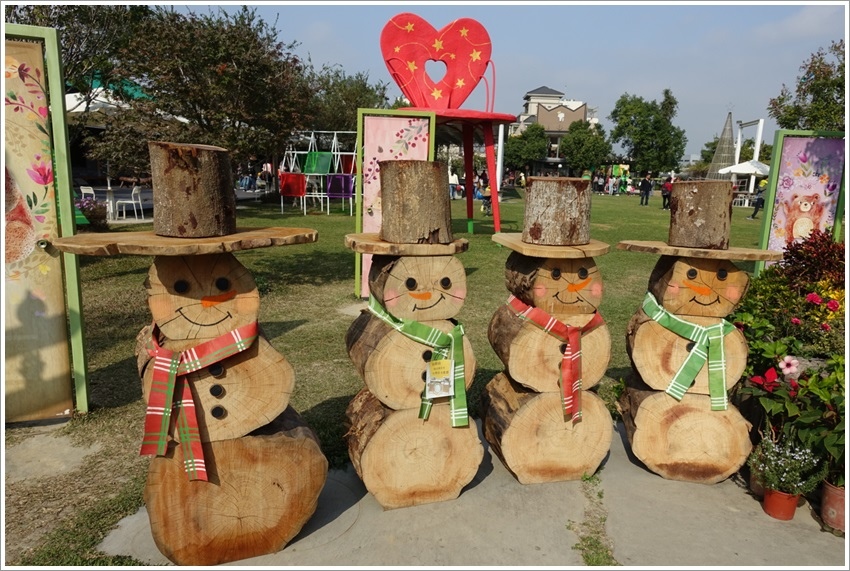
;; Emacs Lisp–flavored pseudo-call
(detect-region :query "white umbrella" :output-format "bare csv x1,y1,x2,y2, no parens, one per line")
717,160,770,177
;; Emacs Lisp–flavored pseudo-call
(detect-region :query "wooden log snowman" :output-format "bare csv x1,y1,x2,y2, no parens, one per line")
343,159,484,510
616,180,783,484
483,177,614,484
52,142,327,566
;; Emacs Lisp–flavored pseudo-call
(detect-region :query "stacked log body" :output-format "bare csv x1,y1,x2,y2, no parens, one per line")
53,142,327,566
482,177,614,484
343,160,484,509
616,180,784,484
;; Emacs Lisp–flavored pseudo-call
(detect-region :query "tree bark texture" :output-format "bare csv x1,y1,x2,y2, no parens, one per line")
481,372,613,484
344,388,484,509
488,304,610,392
148,141,236,238
668,181,733,249
378,160,452,244
144,406,327,566
345,312,476,410
522,177,591,246
617,387,752,484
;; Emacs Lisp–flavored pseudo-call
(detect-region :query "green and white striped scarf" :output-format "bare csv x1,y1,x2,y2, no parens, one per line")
367,295,469,427
641,291,734,411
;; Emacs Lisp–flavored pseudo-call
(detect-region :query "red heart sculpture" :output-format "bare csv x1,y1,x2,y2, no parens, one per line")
380,13,491,110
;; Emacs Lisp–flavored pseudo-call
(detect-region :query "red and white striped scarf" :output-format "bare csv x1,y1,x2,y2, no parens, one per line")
506,295,604,425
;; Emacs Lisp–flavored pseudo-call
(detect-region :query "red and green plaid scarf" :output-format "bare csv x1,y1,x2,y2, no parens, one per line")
507,295,605,425
140,321,259,480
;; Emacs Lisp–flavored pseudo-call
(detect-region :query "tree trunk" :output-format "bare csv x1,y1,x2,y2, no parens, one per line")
144,406,328,566
488,305,610,392
148,141,236,238
522,177,592,245
346,313,476,410
625,310,747,394
378,160,452,244
617,387,752,484
481,372,613,484
668,181,733,249
344,388,483,509
141,333,295,442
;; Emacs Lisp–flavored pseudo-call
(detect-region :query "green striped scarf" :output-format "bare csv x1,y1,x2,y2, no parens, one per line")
641,291,734,411
367,295,469,427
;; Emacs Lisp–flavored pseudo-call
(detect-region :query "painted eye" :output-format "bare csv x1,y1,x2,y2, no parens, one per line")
215,277,231,291
440,277,452,289
686,269,698,280
716,268,728,281
174,280,190,294
578,267,589,279
551,268,562,280
405,277,417,290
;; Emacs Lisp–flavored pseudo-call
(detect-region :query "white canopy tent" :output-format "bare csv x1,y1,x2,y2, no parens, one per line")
717,159,770,177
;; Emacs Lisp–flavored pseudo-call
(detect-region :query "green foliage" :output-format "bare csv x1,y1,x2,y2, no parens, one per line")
607,88,687,174
305,64,390,132
767,39,845,132
558,120,613,175
774,228,845,293
747,436,828,496
503,123,549,172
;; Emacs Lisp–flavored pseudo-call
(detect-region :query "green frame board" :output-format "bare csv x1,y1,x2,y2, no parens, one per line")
353,108,436,297
5,23,89,413
755,128,845,275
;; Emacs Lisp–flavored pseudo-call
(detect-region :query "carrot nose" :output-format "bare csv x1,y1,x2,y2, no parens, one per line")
408,291,432,301
567,277,591,292
201,289,237,307
684,281,712,296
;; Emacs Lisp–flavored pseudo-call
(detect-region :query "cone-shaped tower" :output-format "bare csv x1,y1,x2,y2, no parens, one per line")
705,112,736,180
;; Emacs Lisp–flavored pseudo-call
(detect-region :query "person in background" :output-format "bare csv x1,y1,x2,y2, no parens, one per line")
449,169,460,200
747,179,767,220
481,183,492,215
638,172,653,206
661,176,673,210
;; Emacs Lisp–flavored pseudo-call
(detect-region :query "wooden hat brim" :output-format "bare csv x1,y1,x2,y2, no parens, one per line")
344,233,468,256
51,227,318,256
492,233,610,258
617,240,784,261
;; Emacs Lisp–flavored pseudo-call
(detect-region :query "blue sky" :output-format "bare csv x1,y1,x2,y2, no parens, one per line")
179,1,847,158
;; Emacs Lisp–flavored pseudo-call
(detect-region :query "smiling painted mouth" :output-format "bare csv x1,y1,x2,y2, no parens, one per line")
689,296,720,307
177,308,233,326
554,292,581,304
413,293,445,311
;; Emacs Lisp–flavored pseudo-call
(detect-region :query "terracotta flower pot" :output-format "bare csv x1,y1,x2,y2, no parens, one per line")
762,488,800,520
821,480,845,533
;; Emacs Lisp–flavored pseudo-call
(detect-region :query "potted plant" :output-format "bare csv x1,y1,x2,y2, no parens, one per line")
747,434,828,520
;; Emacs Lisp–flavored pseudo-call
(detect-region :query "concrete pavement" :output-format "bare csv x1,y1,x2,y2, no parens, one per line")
11,419,838,567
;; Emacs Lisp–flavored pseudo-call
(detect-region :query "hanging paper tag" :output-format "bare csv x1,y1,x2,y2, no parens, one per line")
425,359,455,399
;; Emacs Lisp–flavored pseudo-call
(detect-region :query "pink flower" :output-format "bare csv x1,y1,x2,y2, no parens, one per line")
798,151,808,164
821,323,831,331
790,317,802,325
826,300,840,312
26,160,53,185
778,356,799,376
806,293,823,305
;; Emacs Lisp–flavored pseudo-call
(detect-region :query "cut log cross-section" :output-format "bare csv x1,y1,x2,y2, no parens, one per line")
144,407,328,566
481,372,613,484
344,388,483,510
617,388,752,484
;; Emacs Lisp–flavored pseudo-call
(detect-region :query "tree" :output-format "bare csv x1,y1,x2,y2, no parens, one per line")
699,137,773,164
558,121,612,176
502,123,549,174
768,39,844,132
608,89,687,174
85,6,314,178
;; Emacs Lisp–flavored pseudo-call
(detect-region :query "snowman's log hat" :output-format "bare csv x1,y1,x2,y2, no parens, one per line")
52,141,317,256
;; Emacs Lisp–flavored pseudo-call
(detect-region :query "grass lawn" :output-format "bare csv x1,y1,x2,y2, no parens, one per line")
5,186,766,565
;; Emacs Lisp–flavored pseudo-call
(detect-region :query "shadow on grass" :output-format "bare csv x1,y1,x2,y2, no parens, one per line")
300,395,358,470
249,250,355,287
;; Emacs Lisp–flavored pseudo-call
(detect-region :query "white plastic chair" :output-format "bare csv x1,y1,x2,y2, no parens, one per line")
115,186,143,220
79,186,96,200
